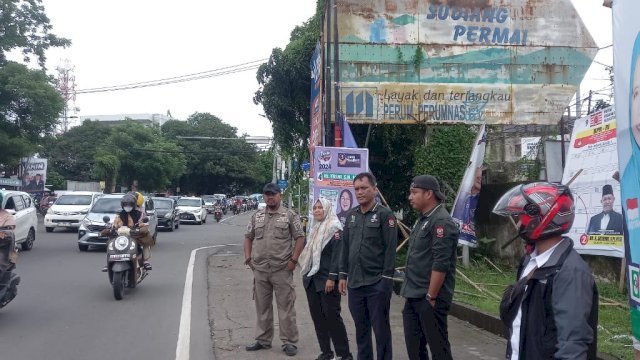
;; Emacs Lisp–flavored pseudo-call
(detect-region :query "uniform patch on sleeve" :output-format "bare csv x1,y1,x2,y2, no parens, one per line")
387,217,395,228
247,223,253,232
436,225,444,238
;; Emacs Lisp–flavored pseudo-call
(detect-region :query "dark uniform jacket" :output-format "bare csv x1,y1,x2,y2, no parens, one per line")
338,203,398,289
303,232,341,292
400,204,458,304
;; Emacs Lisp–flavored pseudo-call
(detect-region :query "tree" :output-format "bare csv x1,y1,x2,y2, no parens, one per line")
0,0,71,68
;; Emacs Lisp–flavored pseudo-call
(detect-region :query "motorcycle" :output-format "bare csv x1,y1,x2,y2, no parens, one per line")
214,206,223,222
0,227,20,309
101,216,149,300
232,204,241,215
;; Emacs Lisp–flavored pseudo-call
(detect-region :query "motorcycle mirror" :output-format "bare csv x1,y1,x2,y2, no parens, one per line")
103,216,110,223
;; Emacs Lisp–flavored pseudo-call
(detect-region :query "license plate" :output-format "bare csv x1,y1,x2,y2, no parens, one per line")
60,223,72,227
109,254,131,260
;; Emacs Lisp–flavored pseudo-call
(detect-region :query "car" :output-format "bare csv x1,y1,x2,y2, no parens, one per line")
77,194,158,251
202,195,216,214
152,197,179,231
250,193,266,210
0,190,38,251
176,197,207,225
44,191,102,232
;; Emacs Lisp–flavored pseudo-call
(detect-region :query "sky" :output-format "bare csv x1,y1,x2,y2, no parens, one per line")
32,0,613,137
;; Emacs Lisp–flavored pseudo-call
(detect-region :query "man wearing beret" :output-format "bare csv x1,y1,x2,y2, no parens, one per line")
587,184,624,235
244,183,306,356
401,175,458,360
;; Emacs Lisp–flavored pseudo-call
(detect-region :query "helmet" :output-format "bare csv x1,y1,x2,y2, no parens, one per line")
492,182,574,242
121,194,137,210
134,192,144,207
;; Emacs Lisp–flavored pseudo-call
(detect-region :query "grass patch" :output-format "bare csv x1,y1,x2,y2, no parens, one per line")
454,260,634,359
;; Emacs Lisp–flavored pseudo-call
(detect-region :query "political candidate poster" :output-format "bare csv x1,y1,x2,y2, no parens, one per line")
613,0,640,347
20,158,48,194
561,107,623,258
451,124,486,247
312,147,369,226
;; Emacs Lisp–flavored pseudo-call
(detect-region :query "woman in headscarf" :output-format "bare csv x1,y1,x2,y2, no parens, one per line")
299,198,353,360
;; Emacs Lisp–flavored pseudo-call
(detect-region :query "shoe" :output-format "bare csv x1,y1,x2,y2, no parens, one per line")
283,344,298,356
143,262,152,271
245,342,271,351
101,266,108,272
336,354,353,360
316,352,334,360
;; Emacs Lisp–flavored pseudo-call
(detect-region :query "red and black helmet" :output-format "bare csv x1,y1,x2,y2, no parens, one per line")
493,182,574,242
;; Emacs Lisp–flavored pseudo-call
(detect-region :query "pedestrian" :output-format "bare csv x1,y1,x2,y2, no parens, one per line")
299,198,353,360
401,175,457,360
493,182,598,359
244,183,306,357
338,172,397,360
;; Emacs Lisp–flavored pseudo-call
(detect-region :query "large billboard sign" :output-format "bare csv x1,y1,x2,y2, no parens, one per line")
561,107,623,258
20,157,48,194
613,0,640,347
335,0,597,124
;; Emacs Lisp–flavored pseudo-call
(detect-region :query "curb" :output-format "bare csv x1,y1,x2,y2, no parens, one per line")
449,301,620,360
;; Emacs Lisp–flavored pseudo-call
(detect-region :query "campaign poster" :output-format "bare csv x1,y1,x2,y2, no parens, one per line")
451,124,486,247
309,41,323,179
561,107,624,258
20,157,48,194
613,0,640,346
312,147,369,226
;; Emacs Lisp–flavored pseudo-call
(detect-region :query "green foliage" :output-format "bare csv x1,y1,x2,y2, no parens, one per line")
0,0,71,68
0,61,64,165
413,125,477,208
45,169,65,190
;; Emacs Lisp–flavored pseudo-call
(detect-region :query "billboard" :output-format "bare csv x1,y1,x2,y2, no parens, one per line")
334,0,597,124
613,0,640,346
310,41,323,179
312,146,369,226
561,107,623,258
20,158,48,194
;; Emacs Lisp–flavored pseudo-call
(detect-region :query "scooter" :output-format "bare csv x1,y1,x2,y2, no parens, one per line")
101,216,149,300
214,207,223,222
0,227,20,309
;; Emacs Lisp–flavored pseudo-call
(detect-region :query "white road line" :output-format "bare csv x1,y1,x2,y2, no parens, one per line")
175,243,241,360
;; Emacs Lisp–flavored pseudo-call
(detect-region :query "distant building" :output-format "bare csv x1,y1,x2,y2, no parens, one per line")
80,113,171,127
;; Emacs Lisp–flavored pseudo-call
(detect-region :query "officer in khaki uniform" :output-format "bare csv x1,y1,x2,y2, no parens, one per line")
401,175,458,360
244,183,306,357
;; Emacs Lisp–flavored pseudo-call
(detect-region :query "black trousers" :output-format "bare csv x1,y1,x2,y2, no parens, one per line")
347,280,393,360
402,298,452,360
305,283,351,357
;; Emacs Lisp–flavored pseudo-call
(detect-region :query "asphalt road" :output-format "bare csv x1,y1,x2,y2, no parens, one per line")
0,210,252,360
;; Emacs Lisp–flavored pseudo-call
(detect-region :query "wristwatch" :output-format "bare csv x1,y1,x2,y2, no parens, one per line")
290,258,298,264
427,293,436,301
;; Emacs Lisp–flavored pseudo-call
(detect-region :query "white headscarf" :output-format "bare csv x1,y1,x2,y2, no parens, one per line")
299,198,343,277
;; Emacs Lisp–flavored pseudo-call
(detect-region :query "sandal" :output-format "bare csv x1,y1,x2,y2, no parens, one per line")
143,262,152,271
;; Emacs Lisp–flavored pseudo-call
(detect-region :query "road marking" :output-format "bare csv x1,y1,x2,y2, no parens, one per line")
175,243,241,360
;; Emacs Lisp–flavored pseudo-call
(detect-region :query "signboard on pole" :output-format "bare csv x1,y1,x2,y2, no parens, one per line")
309,41,324,178
451,124,486,247
312,146,369,226
20,158,48,194
613,0,640,347
561,107,623,258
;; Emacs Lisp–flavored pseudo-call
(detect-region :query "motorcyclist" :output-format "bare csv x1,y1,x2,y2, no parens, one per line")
112,193,152,271
0,194,16,237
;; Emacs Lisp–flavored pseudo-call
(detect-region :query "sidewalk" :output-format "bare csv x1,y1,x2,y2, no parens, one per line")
208,253,507,360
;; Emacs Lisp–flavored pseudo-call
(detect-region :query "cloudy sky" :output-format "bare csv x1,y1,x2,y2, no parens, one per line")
35,0,612,137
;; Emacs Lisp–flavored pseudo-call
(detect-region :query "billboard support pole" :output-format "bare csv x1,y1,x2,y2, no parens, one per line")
324,1,332,147
333,0,341,147
561,107,568,169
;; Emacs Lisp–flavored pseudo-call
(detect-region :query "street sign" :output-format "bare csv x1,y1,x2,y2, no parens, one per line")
301,162,310,171
277,179,289,190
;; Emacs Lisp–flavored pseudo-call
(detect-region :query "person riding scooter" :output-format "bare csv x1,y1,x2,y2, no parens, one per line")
112,194,152,271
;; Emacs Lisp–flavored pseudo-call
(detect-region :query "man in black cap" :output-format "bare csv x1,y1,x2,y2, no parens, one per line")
400,175,458,360
587,184,624,235
244,183,306,356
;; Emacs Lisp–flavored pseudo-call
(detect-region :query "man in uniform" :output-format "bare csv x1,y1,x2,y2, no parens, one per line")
401,175,458,360
244,183,306,357
338,172,397,360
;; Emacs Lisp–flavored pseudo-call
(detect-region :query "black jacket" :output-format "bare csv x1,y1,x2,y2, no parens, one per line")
587,210,624,234
303,234,341,292
506,238,598,360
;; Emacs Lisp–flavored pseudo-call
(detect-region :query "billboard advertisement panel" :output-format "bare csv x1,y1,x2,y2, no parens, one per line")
561,107,623,258
20,157,48,194
334,0,597,124
310,41,323,179
312,146,369,226
613,0,640,346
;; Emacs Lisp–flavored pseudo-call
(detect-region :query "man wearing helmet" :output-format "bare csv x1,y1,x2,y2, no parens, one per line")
113,193,152,271
493,182,598,360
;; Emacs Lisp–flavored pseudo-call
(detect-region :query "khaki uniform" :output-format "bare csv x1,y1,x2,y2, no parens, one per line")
245,205,304,346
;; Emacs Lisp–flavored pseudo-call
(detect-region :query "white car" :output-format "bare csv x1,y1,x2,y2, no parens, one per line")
0,190,38,251
176,197,207,225
44,191,102,232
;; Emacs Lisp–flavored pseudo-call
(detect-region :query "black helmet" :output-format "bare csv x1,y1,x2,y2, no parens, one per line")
121,194,137,210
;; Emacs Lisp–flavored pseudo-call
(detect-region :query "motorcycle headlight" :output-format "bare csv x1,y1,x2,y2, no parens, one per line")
114,236,130,251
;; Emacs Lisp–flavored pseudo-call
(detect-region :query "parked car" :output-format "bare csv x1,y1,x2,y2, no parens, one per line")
77,194,158,251
176,197,207,225
44,191,102,232
0,190,38,251
152,197,179,231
